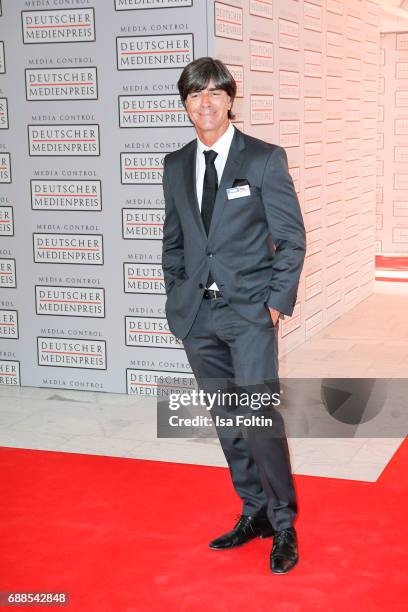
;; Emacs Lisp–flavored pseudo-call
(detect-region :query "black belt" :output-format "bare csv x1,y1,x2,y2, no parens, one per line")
203,288,223,299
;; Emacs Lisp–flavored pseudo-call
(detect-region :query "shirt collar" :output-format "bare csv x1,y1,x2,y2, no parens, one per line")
196,122,235,158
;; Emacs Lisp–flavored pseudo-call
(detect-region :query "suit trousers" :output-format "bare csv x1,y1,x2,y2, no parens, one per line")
182,295,297,532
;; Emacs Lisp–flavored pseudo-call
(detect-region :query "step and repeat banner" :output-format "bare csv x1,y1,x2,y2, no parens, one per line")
0,0,207,393
0,0,380,393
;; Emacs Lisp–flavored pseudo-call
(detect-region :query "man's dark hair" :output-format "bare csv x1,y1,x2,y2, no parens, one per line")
177,57,237,120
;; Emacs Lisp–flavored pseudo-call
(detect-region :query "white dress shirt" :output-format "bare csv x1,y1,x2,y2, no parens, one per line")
196,122,235,289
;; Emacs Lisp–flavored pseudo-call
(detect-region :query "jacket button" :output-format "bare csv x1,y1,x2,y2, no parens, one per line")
199,283,204,289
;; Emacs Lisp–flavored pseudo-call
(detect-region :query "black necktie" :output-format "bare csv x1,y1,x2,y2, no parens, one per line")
201,149,218,287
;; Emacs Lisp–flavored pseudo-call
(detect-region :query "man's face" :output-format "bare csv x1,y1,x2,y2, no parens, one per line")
185,78,232,133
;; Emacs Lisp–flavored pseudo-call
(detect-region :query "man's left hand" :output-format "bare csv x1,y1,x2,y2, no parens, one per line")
268,307,280,326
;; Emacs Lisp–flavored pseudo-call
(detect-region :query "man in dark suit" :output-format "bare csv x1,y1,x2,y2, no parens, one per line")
162,57,306,574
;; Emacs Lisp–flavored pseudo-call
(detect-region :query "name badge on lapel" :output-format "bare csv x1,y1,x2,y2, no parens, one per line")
226,184,251,200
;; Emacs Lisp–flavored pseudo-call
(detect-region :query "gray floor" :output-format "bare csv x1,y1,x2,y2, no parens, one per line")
0,283,406,483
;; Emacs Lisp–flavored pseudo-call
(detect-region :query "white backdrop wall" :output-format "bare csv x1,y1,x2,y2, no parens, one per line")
376,31,408,254
212,0,380,350
0,0,379,394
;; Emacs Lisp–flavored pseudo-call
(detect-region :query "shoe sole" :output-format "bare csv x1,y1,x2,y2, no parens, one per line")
270,558,299,574
209,531,274,550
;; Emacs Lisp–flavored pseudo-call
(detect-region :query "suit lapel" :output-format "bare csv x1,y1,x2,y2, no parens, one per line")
183,127,247,242
208,127,246,242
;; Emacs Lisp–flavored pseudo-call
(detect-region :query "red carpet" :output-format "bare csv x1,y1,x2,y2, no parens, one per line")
1,441,407,612
376,255,408,283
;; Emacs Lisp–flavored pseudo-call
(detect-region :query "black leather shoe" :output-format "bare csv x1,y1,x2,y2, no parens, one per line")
270,527,298,574
209,515,274,550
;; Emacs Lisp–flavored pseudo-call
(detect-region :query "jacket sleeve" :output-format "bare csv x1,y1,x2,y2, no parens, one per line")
161,155,185,295
261,145,306,316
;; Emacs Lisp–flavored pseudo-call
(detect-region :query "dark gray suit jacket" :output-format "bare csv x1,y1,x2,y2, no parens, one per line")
162,126,306,340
